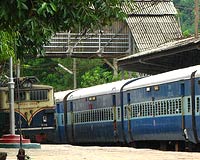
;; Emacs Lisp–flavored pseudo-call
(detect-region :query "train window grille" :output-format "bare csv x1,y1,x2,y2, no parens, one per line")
82,112,84,122
142,104,145,117
138,104,141,117
117,107,121,120
196,97,200,112
30,89,48,101
158,101,161,115
172,100,175,114
169,100,172,114
163,101,167,115
111,109,114,120
130,97,182,118
154,102,158,116
160,101,164,115
14,91,26,101
150,103,153,116
175,99,180,114
187,98,191,113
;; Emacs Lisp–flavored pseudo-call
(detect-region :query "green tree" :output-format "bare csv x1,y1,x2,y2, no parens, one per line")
0,31,14,62
81,65,137,88
21,58,104,91
174,0,199,36
0,0,131,59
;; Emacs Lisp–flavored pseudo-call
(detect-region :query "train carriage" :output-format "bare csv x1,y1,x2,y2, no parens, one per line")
54,90,73,143
65,79,132,144
61,65,200,149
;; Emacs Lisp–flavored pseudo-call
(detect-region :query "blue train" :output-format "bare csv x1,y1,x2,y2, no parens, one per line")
54,65,200,150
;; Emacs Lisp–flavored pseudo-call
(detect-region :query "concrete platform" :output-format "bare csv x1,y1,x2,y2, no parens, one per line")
0,134,40,149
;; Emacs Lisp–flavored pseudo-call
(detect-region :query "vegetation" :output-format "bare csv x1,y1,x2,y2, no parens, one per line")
0,0,132,89
0,0,198,90
0,0,130,59
21,58,104,91
174,0,198,37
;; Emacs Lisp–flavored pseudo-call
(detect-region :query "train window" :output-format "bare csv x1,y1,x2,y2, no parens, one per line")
43,115,47,123
172,100,176,114
160,102,163,115
132,105,136,117
146,87,151,92
117,108,121,120
149,103,152,116
14,91,26,101
112,95,116,106
88,96,96,101
187,98,191,113
111,109,114,120
127,93,131,105
154,85,159,91
154,102,158,116
180,83,185,96
197,97,200,112
30,90,48,101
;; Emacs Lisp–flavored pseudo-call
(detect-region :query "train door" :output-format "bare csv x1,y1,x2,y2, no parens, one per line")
70,101,75,143
112,95,118,142
127,93,133,142
193,72,200,143
55,102,65,143
66,101,74,144
184,71,200,144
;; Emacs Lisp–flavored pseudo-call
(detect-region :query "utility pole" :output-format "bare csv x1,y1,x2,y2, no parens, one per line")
8,57,15,135
194,0,199,38
73,58,77,89
58,60,77,89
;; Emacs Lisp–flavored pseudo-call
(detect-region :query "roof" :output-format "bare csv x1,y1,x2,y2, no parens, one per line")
123,0,182,52
54,90,73,102
124,65,200,90
118,36,200,74
67,65,200,100
67,79,133,100
123,1,177,15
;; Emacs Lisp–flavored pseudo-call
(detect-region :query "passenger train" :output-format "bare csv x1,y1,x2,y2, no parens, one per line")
1,65,200,150
0,77,55,143
55,65,200,150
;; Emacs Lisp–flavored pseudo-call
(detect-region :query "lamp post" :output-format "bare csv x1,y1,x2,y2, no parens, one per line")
8,56,15,135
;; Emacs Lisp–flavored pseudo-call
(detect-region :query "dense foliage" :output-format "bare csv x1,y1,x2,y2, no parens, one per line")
174,0,198,36
0,0,130,59
0,0,198,90
21,58,104,91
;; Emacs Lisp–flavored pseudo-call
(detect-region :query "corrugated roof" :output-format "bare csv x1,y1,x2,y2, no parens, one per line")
123,1,177,15
123,1,182,52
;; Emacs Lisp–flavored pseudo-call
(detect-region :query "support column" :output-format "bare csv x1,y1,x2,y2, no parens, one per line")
8,57,15,135
73,58,77,89
113,58,118,77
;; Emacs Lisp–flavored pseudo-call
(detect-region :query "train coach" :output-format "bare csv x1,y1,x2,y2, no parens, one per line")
0,77,55,143
56,65,200,150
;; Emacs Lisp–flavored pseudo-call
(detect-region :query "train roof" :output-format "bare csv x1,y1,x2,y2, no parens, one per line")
124,65,200,91
54,90,73,102
67,79,133,100
0,84,53,91
67,65,200,100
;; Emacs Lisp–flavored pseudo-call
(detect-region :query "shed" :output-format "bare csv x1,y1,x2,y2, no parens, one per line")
44,0,182,61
